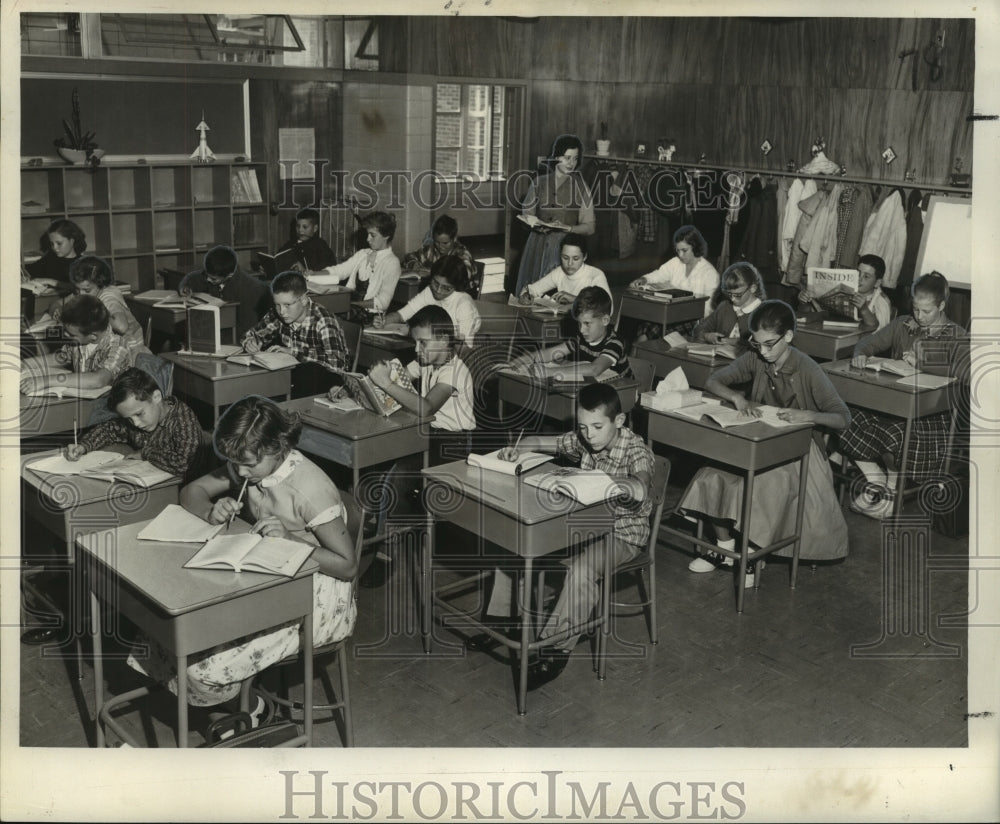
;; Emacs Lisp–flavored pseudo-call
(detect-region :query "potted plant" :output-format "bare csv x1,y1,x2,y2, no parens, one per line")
596,122,611,157
53,88,104,166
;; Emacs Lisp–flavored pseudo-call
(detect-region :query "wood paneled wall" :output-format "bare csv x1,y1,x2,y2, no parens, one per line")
404,16,974,183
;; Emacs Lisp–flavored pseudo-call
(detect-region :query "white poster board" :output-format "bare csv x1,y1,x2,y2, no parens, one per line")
915,194,972,290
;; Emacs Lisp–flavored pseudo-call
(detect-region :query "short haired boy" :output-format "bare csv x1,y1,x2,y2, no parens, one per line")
798,254,891,331
477,383,654,690
279,207,336,271
20,294,131,395
64,367,203,480
180,245,272,339
508,286,632,380
242,271,349,397
400,214,476,283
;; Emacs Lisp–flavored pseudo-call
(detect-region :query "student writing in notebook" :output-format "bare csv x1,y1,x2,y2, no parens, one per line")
305,210,401,314
65,256,146,357
400,213,476,283
63,367,202,480
242,270,349,397
507,286,632,380
19,295,132,395
279,207,336,272
128,396,357,712
837,271,967,519
681,300,850,583
470,382,653,690
517,233,611,307
22,218,87,287
691,261,766,352
376,256,482,347
179,245,272,339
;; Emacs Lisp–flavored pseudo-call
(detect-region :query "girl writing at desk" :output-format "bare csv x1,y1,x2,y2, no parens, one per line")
129,396,358,712
682,300,850,585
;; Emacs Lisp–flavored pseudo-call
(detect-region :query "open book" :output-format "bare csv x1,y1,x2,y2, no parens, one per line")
27,452,174,487
548,367,623,386
24,383,111,400
671,402,799,429
314,394,364,413
226,351,300,371
523,467,617,506
341,359,415,416
859,357,918,378
305,278,346,295
153,291,226,309
467,449,553,476
687,342,738,360
364,322,411,336
138,504,224,543
517,214,564,231
258,247,301,278
183,532,314,577
506,294,570,315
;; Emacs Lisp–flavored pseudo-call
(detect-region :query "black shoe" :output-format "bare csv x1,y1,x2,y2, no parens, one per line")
465,622,517,652
21,626,60,646
526,647,571,691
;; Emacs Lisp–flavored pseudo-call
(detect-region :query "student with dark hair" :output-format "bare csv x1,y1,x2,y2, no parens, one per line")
20,294,131,395
24,218,87,286
400,213,476,282
838,272,967,519
279,207,336,271
631,224,720,321
518,233,611,307
180,245,272,338
242,270,349,397
797,253,891,332
681,300,851,582
306,211,401,313
64,367,202,480
67,256,145,354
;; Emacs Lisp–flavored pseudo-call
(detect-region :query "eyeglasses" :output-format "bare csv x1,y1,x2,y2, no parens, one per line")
430,279,456,296
747,336,783,352
723,287,750,299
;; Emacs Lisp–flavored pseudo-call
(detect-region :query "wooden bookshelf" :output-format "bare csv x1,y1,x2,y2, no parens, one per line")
21,160,270,291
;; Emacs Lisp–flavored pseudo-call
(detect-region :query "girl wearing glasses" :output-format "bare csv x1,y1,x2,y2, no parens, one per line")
378,255,482,347
691,262,766,352
514,134,596,296
680,300,850,585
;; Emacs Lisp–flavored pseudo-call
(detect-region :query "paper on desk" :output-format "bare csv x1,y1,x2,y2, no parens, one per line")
27,450,122,476
894,373,955,390
138,504,223,543
662,331,688,349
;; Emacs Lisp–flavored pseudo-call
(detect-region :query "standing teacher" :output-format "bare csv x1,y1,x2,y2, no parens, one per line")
514,134,596,296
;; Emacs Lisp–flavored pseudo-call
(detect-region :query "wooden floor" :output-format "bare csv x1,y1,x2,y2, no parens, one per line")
19,484,969,749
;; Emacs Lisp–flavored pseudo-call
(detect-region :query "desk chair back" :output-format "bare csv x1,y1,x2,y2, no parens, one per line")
609,454,671,644
629,357,656,394
339,319,362,373
468,260,485,299
239,491,364,746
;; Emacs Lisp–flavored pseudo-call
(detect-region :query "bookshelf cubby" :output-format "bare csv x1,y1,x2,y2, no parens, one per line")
21,160,270,291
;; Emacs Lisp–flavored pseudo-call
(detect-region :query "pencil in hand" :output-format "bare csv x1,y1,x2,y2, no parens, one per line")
227,478,249,531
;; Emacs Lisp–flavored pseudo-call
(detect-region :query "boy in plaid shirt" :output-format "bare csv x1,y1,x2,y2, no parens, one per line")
475,382,653,690
242,270,348,398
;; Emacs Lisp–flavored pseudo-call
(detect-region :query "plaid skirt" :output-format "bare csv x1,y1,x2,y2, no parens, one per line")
837,409,952,478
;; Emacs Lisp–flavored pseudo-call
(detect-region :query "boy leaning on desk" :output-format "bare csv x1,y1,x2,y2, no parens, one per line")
468,382,654,691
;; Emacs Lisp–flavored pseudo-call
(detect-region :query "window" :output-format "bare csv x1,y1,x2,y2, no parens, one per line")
434,83,507,181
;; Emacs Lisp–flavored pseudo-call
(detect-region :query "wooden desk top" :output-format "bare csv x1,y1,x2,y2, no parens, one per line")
821,359,955,416
284,395,425,440
360,330,416,352
162,351,295,381
77,519,319,618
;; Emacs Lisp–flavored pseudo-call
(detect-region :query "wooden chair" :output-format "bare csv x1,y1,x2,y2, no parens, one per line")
239,492,368,746
339,319,362,373
629,356,656,395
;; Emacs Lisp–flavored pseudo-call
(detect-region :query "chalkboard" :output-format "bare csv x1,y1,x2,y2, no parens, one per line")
22,76,247,158
915,195,972,290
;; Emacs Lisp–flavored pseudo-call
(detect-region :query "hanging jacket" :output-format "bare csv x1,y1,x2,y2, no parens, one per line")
780,178,817,272
859,189,907,287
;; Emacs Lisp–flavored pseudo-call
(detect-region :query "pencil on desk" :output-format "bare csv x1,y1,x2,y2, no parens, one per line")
73,418,77,448
228,478,249,531
513,428,524,452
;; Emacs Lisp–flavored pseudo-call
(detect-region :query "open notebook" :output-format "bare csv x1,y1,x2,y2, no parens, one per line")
523,467,617,506
671,402,799,429
467,449,553,476
27,452,174,487
183,532,314,577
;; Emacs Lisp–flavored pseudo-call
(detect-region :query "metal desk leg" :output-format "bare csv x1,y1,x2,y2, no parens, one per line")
303,611,313,746
895,407,915,517
517,557,533,716
422,514,433,654
598,534,611,681
790,447,811,589
736,470,756,614
91,591,104,748
176,654,188,748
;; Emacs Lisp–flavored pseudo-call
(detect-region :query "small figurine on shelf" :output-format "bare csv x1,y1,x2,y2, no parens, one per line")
657,137,677,162
950,156,970,187
634,140,648,159
190,112,216,163
596,121,611,157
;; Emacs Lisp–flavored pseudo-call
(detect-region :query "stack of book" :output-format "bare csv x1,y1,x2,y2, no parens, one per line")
476,257,506,296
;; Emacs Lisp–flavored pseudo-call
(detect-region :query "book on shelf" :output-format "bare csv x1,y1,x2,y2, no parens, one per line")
671,402,798,429
226,351,300,371
28,452,174,487
233,213,261,247
183,532,314,578
467,449,553,476
230,168,263,205
523,467,617,506
340,359,415,416
138,504,223,543
24,383,111,400
258,247,301,278
857,357,918,378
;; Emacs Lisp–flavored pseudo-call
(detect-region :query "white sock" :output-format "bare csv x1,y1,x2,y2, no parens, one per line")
855,460,888,487
716,538,735,551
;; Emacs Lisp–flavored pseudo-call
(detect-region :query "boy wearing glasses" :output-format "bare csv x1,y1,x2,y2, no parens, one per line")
377,256,482,347
681,300,850,584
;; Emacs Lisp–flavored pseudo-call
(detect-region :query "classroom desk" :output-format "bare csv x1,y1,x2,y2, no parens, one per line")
646,408,813,613
126,295,238,346
163,351,293,426
497,370,639,426
20,451,182,670
19,391,108,441
420,460,616,715
392,274,424,308
356,330,416,370
309,286,353,317
79,519,317,747
822,359,956,517
283,396,429,491
794,321,865,362
631,339,721,388
617,292,708,329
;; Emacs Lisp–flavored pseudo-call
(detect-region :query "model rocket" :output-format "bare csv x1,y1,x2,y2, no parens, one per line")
190,112,216,163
